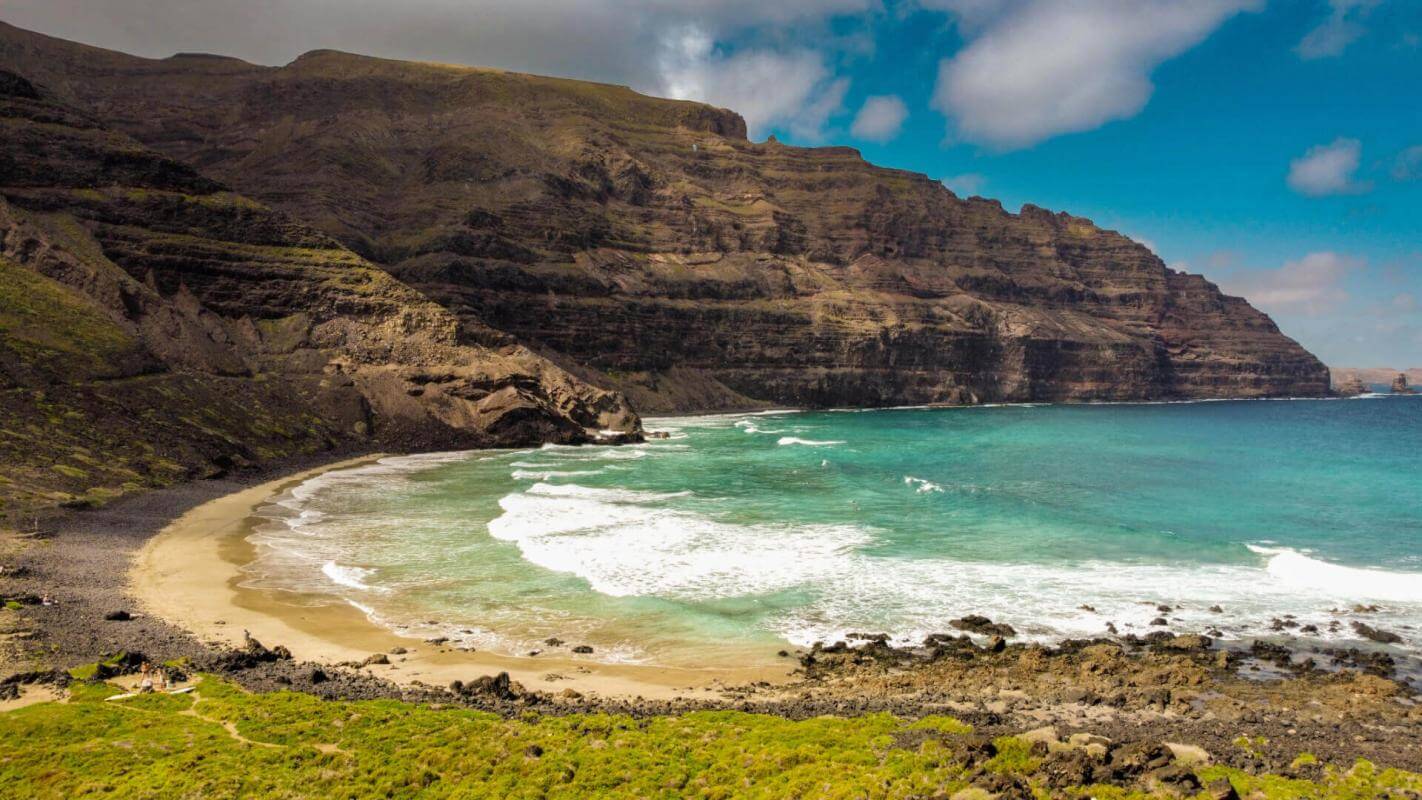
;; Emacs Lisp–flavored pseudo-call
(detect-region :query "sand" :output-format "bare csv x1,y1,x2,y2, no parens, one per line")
129,455,792,702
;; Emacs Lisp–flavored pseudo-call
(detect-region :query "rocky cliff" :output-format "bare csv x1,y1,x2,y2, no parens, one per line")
0,22,1329,417
0,66,637,513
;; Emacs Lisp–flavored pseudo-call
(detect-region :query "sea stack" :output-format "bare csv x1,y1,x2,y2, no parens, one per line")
1393,373,1416,394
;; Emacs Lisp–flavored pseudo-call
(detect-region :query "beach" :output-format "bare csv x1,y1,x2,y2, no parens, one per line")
4,443,1422,783
193,400,1422,671
128,455,793,702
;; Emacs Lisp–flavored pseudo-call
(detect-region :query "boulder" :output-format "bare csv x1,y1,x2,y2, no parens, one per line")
1351,621,1403,644
950,615,1017,638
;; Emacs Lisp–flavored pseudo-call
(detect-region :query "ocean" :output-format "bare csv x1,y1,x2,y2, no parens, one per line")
241,396,1422,666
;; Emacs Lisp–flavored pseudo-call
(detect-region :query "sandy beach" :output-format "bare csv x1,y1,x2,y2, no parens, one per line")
7,449,1422,780
128,455,793,702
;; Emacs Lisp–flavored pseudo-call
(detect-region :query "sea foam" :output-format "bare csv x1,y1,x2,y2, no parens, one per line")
904,476,944,493
487,483,871,598
1248,545,1422,603
777,436,845,446
320,562,386,593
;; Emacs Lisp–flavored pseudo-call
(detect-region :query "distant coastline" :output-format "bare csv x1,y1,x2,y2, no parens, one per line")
1330,366,1422,387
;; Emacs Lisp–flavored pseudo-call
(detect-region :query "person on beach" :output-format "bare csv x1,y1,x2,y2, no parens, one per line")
139,662,154,693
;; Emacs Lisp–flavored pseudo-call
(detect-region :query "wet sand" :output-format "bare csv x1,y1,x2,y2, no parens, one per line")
129,455,793,702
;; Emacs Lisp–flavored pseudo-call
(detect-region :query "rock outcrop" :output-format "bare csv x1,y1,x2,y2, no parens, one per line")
1392,374,1415,395
1331,366,1422,390
1333,373,1369,397
0,68,637,512
0,22,1330,412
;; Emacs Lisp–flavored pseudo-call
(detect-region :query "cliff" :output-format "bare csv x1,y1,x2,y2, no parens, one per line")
0,22,1329,416
0,67,637,513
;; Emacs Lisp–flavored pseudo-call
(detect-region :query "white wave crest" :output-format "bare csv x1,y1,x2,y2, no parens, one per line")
1247,545,1422,603
487,483,871,598
321,562,387,593
488,482,1422,652
511,469,604,481
777,437,845,447
904,476,944,494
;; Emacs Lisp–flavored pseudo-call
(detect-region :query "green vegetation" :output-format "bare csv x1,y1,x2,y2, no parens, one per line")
2,675,1420,799
0,257,138,378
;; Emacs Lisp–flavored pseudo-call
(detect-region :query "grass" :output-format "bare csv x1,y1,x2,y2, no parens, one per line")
0,256,138,379
2,675,1420,799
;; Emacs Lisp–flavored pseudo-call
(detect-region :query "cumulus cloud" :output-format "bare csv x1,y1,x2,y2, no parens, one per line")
1222,252,1364,316
940,173,986,196
849,95,908,141
1296,0,1381,60
1,0,872,140
659,28,850,139
1393,145,1422,181
928,0,1259,149
1286,138,1370,196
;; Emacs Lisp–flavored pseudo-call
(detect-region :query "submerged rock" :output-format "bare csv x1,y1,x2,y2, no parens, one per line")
1351,621,1403,644
950,615,1017,638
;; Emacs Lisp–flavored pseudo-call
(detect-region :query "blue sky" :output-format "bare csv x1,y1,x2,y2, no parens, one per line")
8,0,1421,366
775,2,1422,368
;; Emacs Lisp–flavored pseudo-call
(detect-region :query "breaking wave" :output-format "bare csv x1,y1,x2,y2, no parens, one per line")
777,437,845,447
1247,545,1422,604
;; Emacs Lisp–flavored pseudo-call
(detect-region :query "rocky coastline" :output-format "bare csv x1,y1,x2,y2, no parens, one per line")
5,455,1421,795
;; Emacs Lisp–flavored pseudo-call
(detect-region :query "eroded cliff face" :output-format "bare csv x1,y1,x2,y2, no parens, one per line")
0,68,637,512
0,22,1329,414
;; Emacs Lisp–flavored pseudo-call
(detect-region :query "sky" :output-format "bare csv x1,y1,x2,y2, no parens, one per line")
3,0,1419,368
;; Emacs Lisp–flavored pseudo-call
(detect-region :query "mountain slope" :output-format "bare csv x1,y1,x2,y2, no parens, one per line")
0,67,637,513
0,22,1330,412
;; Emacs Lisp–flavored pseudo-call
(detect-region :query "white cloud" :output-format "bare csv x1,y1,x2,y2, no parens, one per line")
1393,145,1422,181
659,29,850,140
940,173,985,196
1221,252,1364,316
1296,0,1381,60
928,0,1259,149
1286,138,1370,196
849,95,908,141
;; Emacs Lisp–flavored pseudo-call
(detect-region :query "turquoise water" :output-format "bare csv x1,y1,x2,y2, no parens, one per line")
245,397,1422,666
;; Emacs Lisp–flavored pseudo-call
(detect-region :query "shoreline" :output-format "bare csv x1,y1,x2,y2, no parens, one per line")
4,444,1422,774
639,391,1415,421
128,454,793,702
